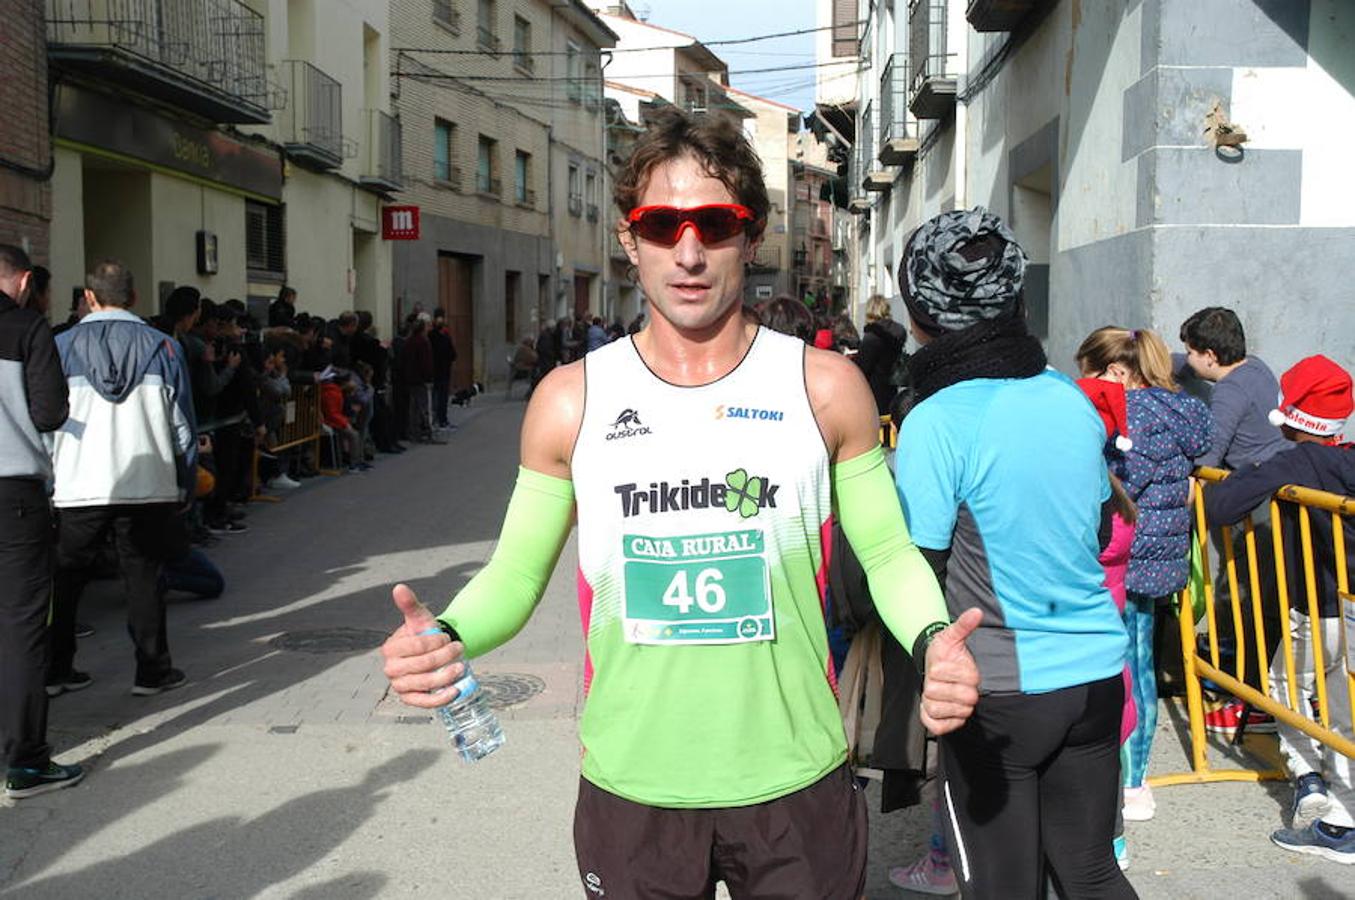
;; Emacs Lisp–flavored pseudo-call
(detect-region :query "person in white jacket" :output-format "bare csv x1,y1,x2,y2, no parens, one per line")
47,259,197,698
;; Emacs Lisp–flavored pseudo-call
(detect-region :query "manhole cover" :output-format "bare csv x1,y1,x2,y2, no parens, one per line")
477,673,546,709
270,628,388,654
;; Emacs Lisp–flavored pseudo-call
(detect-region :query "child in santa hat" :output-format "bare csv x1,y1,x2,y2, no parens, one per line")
1203,354,1355,865
1077,327,1213,825
1076,377,1141,871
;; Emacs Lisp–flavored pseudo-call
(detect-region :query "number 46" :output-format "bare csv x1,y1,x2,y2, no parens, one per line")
662,568,727,614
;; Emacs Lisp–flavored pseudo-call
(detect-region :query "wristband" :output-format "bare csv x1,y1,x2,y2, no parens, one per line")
911,621,949,677
436,619,461,644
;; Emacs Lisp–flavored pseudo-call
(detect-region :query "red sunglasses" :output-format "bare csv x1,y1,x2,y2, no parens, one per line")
626,204,755,246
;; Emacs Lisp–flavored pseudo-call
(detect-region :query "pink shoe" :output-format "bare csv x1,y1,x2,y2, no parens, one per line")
888,855,959,895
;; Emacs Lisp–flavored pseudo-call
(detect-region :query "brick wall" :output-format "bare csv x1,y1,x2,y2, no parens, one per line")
0,0,52,263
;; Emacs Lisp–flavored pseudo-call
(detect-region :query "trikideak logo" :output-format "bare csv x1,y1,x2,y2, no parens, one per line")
584,872,605,896
614,468,780,519
606,408,651,441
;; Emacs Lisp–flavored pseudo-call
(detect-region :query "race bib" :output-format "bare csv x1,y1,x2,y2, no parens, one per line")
622,528,775,645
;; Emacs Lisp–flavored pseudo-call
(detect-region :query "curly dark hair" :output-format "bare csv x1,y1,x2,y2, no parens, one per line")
613,108,769,242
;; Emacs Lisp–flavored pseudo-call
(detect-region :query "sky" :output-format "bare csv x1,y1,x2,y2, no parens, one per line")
626,0,819,116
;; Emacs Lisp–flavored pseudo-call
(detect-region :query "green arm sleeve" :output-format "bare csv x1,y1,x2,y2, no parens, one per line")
437,466,575,658
832,446,951,655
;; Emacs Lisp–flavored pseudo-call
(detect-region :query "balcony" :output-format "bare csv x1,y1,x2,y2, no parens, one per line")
432,0,460,32
909,0,958,119
359,109,403,193
279,60,342,169
858,104,892,193
586,203,599,222
966,0,1050,31
750,244,781,271
46,0,271,124
879,53,919,166
568,194,583,217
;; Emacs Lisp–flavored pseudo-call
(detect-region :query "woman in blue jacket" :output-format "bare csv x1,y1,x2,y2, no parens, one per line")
1078,327,1212,823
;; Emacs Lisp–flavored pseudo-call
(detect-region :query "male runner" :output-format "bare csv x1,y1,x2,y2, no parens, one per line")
380,109,981,898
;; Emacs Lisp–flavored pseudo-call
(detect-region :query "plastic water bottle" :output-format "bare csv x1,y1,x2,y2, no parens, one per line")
420,628,505,762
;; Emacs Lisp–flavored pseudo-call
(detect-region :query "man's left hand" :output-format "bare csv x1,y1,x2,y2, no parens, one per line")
920,608,983,736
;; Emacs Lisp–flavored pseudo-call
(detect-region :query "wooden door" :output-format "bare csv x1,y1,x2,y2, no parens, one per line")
573,274,591,318
438,254,475,389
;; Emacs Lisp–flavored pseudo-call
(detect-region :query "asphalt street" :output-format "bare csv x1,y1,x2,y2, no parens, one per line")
0,396,1348,899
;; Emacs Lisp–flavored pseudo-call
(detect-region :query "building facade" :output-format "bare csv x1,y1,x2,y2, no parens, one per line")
832,0,1355,372
1,4,51,265
46,0,400,333
390,0,616,386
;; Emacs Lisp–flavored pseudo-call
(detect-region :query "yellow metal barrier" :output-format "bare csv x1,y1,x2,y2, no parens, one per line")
249,383,331,500
1151,466,1355,788
878,415,897,449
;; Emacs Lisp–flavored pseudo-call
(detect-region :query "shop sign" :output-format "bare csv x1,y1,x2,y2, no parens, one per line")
56,86,283,200
382,206,421,240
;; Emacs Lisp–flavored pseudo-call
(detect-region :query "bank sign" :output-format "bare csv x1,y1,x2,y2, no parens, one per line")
382,206,420,240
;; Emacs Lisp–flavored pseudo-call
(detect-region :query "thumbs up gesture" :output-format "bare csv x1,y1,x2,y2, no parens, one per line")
381,583,464,708
920,607,983,736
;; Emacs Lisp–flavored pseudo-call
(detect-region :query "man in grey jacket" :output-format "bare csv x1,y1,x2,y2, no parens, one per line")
0,244,81,799
48,260,197,699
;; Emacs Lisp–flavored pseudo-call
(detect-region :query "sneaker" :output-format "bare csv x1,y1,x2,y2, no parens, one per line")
268,473,302,490
888,855,958,896
6,761,85,799
1113,835,1130,871
44,670,94,698
206,520,248,535
1204,699,1276,734
1293,773,1333,830
74,622,95,638
1123,784,1156,822
132,668,187,696
1271,821,1355,865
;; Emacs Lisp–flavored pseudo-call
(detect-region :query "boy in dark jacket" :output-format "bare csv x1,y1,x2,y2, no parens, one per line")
1203,354,1354,864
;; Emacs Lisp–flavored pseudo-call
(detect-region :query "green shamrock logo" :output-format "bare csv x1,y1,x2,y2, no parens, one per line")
724,468,765,519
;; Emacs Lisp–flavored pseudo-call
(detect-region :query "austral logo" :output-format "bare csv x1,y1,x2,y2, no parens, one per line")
606,408,651,441
715,404,785,422
615,468,780,519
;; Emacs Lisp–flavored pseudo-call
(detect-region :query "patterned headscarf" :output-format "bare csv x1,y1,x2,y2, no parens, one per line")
899,207,1028,335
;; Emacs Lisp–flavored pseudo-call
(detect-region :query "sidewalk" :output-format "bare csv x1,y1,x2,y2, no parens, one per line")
0,396,1347,898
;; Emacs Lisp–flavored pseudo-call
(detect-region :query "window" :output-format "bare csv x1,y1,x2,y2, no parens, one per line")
585,171,597,221
583,62,600,110
434,118,455,184
245,201,285,275
477,0,498,53
567,163,582,216
566,41,582,102
515,150,531,205
477,135,498,195
432,0,460,31
505,271,520,342
512,15,532,72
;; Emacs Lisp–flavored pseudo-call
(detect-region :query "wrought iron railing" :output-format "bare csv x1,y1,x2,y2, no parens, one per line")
362,109,402,188
909,0,954,94
46,0,269,122
568,194,583,216
280,59,343,166
880,52,910,146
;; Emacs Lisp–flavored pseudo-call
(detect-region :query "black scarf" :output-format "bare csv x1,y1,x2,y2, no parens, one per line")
908,314,1048,404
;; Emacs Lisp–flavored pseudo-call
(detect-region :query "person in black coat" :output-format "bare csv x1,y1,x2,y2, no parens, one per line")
428,311,456,428
853,294,908,415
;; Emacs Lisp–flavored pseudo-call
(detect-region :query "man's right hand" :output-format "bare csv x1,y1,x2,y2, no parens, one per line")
381,583,464,708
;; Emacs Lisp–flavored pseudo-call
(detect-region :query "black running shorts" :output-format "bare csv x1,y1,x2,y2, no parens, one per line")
572,763,867,899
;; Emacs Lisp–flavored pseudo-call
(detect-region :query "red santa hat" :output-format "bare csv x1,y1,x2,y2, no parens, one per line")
1076,378,1133,452
1268,354,1352,442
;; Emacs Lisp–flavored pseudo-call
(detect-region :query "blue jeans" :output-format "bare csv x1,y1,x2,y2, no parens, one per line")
160,549,224,600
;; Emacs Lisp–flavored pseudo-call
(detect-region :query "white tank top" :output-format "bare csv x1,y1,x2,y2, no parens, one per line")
570,326,844,807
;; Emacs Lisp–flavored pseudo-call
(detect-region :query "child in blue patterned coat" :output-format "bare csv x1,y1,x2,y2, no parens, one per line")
1078,326,1212,823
